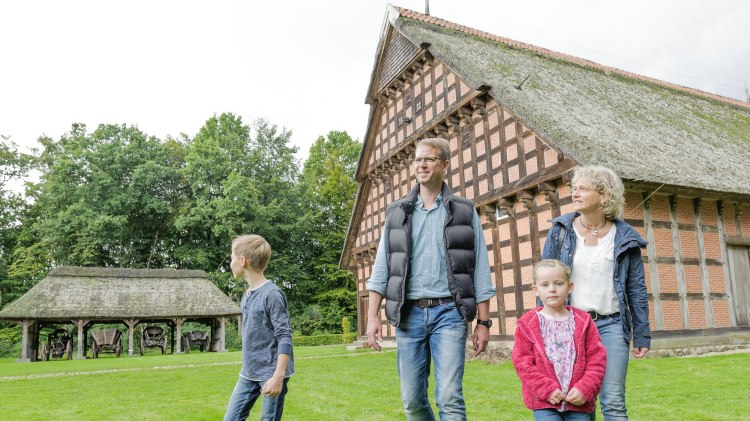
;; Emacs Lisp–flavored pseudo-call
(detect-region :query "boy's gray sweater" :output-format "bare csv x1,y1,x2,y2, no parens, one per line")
239,281,294,381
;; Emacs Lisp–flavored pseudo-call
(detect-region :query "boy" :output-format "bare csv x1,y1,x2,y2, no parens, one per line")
224,234,294,421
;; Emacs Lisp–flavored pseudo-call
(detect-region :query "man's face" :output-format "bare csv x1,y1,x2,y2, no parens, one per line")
412,144,448,188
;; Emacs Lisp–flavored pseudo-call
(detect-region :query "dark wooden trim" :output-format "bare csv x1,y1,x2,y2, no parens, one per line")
651,326,750,339
726,235,750,247
509,216,523,319
490,221,506,335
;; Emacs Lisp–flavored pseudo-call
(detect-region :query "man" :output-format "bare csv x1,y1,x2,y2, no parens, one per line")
366,137,496,420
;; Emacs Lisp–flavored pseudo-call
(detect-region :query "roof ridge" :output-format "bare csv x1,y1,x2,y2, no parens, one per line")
395,6,750,110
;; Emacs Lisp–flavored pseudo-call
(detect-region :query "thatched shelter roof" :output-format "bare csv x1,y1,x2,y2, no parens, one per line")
380,7,750,195
0,267,240,321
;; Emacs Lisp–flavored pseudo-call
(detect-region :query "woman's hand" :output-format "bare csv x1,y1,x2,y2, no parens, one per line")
632,347,649,358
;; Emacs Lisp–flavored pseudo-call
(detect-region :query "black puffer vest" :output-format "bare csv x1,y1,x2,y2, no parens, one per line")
383,182,477,326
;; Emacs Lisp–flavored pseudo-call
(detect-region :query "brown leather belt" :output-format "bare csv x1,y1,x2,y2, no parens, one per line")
588,311,619,321
408,297,453,308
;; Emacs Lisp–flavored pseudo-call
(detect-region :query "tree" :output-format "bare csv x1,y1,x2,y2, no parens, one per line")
176,114,305,300
9,123,185,289
294,131,361,334
0,137,35,306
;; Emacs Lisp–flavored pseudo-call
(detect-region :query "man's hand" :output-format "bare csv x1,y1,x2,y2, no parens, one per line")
366,317,382,351
472,323,489,355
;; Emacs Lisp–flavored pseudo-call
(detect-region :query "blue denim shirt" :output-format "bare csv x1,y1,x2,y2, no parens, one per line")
542,212,651,348
366,194,495,303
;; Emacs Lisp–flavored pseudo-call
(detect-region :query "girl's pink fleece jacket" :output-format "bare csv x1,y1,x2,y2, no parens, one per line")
512,306,607,414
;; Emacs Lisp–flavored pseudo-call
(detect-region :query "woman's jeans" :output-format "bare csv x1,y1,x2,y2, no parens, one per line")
396,301,468,421
224,376,289,421
594,314,630,420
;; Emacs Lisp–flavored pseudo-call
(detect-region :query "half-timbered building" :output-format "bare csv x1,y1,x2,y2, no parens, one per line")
341,6,750,352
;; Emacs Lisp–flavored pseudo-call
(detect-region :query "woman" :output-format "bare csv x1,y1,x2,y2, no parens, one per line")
542,165,650,420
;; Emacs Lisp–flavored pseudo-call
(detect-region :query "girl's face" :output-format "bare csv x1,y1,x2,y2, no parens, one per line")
533,266,572,310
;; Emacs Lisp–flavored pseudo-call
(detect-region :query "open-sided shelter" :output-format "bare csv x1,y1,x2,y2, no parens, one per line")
341,6,750,353
0,266,240,362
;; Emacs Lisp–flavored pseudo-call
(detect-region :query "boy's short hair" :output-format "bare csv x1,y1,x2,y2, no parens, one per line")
532,259,571,283
232,235,272,271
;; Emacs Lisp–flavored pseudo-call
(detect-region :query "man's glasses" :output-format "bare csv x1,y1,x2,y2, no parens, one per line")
411,156,442,165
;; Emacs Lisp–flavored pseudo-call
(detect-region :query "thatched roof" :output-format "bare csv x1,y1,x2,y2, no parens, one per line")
388,7,750,195
0,267,240,321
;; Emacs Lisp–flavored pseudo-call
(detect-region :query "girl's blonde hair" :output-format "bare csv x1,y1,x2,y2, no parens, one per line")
571,165,625,220
532,259,571,283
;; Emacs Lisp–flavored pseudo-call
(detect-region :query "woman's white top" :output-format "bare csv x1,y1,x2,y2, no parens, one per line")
570,224,620,315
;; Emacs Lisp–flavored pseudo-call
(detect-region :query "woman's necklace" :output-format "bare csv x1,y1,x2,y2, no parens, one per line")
578,217,606,236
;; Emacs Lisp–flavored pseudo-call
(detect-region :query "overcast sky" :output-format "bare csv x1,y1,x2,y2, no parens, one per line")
2,1,749,163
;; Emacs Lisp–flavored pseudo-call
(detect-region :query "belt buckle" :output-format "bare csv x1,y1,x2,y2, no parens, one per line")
417,298,429,308
588,311,599,321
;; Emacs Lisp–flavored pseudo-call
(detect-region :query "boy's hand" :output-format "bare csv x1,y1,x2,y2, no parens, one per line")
548,389,565,405
262,375,284,397
565,387,585,406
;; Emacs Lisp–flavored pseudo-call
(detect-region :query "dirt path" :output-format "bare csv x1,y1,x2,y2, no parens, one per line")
0,350,394,382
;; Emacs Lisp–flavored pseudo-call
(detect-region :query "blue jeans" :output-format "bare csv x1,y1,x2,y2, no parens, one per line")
594,314,630,420
396,301,468,421
534,409,593,420
224,376,289,421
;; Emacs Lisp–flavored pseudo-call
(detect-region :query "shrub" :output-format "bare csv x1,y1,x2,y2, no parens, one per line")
0,326,21,358
292,334,343,346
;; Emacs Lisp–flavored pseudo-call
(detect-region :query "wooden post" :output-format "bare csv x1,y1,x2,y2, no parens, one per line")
716,201,737,326
219,317,227,352
124,319,139,356
668,195,689,329
173,318,186,353
694,198,714,327
642,193,664,330
17,319,38,362
73,319,90,359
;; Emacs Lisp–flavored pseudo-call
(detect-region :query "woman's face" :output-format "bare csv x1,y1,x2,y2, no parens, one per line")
571,177,607,215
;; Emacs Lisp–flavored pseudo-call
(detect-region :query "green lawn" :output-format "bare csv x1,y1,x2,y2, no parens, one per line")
0,347,747,420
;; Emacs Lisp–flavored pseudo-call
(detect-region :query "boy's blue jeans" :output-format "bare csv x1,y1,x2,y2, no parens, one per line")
396,301,468,421
224,376,289,421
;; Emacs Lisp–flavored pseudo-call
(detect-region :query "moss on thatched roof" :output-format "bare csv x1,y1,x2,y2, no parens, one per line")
393,10,750,195
0,267,240,320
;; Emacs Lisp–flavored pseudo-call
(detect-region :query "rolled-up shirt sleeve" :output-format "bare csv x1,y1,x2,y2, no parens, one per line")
472,210,496,303
365,227,389,297
268,290,293,356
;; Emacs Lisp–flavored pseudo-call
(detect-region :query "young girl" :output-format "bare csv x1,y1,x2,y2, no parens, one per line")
512,259,607,420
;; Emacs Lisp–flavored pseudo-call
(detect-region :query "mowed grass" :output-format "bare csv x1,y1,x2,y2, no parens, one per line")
1,346,748,420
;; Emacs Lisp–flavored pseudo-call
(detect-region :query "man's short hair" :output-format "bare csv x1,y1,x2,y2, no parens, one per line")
416,137,450,161
232,234,272,271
